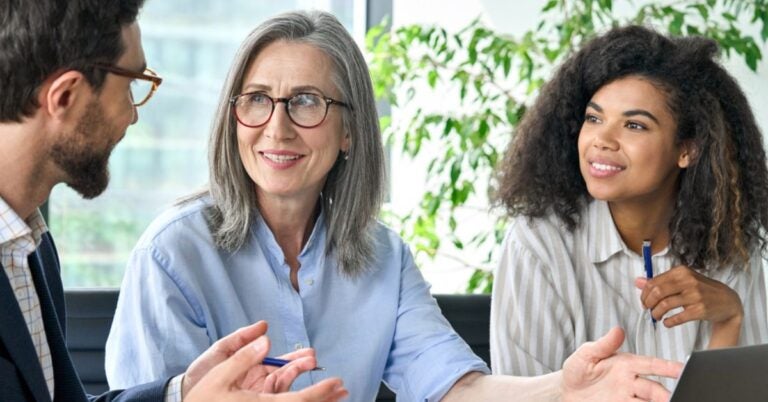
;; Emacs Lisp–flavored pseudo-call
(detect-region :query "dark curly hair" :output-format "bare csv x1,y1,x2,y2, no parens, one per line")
0,0,146,122
495,25,768,271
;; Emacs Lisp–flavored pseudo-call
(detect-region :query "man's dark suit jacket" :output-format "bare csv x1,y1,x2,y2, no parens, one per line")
0,232,167,401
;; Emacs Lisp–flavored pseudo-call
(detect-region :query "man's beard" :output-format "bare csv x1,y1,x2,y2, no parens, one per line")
50,100,122,199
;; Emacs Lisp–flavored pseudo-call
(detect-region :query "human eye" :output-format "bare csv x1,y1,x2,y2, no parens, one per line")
246,92,271,105
291,93,322,108
584,113,601,124
625,121,647,131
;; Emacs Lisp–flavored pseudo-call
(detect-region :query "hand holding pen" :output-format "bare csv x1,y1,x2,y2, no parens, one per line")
182,320,341,397
634,263,744,346
239,346,325,392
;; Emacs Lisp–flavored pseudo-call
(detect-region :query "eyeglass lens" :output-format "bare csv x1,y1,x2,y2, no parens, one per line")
130,79,154,106
235,93,329,127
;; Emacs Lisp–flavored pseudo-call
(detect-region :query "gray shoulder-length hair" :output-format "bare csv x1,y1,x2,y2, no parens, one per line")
197,10,385,276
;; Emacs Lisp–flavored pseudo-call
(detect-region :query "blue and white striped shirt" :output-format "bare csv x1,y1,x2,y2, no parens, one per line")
491,199,768,390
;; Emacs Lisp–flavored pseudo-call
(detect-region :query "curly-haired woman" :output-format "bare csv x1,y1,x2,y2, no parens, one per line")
490,25,768,388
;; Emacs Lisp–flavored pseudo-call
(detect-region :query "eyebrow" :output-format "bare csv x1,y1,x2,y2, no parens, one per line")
240,83,326,95
586,101,660,125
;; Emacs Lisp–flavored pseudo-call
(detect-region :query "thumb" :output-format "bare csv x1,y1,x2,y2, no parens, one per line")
635,277,648,289
207,335,271,388
586,327,625,360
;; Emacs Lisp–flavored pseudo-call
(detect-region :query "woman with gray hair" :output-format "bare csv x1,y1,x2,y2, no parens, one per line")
105,10,682,401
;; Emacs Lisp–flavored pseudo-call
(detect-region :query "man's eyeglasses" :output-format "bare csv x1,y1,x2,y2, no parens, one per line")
92,64,163,107
230,92,351,129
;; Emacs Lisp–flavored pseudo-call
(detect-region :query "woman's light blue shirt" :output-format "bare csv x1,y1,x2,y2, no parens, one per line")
105,198,488,401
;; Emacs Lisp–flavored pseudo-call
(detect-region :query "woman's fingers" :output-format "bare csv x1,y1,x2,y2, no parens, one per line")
650,295,686,321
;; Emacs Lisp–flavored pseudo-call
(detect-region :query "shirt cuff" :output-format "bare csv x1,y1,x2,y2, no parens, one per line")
164,374,184,402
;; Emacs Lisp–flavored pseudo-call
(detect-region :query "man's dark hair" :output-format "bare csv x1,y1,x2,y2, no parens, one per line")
0,0,146,122
495,25,768,271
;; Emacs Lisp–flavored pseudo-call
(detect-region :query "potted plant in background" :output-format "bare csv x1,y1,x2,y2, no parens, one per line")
367,0,768,293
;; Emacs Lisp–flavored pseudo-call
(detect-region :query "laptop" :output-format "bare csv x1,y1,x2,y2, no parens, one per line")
670,343,768,402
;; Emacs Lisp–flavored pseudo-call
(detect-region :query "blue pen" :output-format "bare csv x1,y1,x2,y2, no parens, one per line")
642,240,657,329
262,357,326,371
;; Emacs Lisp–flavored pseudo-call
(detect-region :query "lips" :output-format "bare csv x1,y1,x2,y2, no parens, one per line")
258,150,304,170
590,161,623,172
262,152,301,163
586,158,625,178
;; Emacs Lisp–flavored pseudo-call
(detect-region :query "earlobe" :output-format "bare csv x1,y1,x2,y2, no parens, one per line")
41,70,89,120
341,133,350,153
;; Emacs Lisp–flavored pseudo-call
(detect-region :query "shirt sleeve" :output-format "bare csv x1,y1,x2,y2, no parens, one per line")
85,378,169,402
727,253,768,346
163,375,184,402
490,229,576,376
382,242,489,401
105,245,210,389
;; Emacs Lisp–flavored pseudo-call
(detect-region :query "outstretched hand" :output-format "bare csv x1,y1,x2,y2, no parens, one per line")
562,327,682,402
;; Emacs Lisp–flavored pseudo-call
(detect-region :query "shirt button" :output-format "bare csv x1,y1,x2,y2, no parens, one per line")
305,278,314,286
294,343,303,350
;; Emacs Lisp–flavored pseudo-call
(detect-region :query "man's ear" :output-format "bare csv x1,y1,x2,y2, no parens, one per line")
678,140,697,169
39,70,90,121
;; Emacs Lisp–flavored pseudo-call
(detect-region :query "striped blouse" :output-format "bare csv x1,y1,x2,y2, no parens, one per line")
490,199,768,390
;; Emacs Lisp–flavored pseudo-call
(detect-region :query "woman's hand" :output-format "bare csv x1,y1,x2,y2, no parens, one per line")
636,265,744,347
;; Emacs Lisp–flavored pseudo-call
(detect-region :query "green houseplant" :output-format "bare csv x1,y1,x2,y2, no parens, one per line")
367,0,768,293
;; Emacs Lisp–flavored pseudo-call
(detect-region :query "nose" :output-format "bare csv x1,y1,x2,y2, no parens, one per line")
592,125,619,151
263,102,297,140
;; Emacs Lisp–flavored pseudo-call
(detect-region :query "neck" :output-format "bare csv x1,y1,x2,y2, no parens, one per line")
257,192,321,267
607,195,675,255
0,121,59,220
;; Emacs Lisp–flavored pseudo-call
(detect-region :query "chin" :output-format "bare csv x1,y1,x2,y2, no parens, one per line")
585,186,616,202
68,168,110,199
257,185,297,197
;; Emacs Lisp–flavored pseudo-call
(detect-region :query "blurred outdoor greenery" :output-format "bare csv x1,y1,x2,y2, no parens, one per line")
368,0,768,292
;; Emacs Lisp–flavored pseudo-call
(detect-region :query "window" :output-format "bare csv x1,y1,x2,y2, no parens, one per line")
52,0,373,287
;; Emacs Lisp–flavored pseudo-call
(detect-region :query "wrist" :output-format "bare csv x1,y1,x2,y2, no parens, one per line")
180,374,189,399
552,370,566,402
713,312,742,331
710,314,742,348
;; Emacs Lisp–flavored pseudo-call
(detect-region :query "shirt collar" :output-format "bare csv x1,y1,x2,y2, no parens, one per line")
587,199,671,264
0,196,48,247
